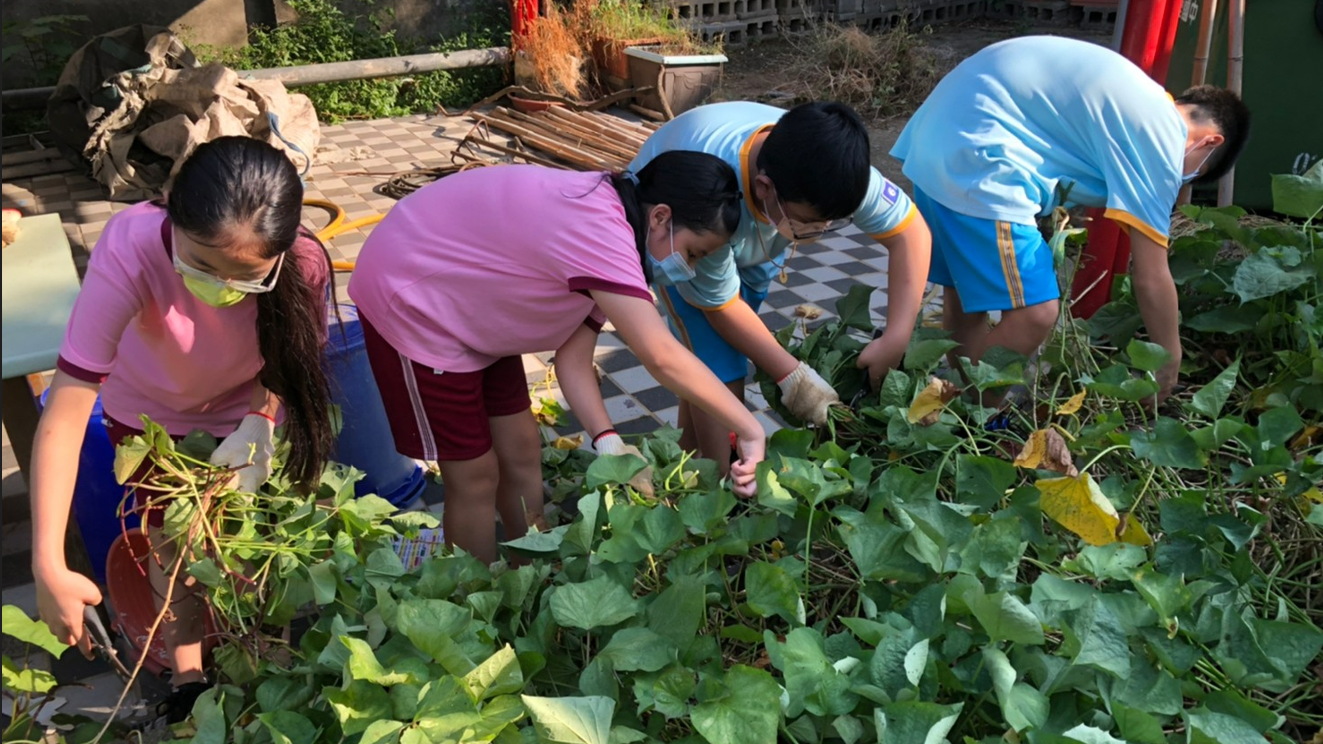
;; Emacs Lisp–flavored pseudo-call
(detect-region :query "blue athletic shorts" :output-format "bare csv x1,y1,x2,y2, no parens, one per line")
659,282,768,385
913,187,1059,313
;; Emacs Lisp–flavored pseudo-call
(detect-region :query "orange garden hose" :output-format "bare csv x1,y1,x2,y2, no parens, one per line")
303,198,386,271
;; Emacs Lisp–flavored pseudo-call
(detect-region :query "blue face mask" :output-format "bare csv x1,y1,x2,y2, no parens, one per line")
649,221,695,284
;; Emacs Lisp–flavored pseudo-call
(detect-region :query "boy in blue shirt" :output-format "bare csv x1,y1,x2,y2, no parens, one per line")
631,101,932,466
892,35,1250,405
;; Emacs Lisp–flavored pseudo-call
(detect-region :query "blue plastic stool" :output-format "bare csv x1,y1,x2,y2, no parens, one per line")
325,304,426,508
38,390,138,585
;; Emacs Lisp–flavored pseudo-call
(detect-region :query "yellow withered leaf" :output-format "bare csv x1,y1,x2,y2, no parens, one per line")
1056,390,1086,416
1289,425,1320,451
552,434,584,451
1277,471,1323,505
793,304,823,320
1117,513,1153,546
907,376,961,425
1037,472,1135,547
1014,429,1078,476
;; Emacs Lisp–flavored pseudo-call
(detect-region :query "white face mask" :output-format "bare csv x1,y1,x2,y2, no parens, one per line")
1182,144,1215,185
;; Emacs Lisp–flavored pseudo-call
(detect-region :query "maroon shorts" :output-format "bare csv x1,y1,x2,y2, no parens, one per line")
104,417,173,529
360,314,532,461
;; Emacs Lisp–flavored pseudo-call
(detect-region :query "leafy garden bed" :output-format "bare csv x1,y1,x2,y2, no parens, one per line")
4,172,1321,744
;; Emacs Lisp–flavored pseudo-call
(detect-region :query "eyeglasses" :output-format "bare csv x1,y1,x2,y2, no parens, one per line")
173,249,285,294
776,196,851,242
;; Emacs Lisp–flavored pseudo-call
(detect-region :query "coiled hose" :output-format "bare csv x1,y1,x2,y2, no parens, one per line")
303,198,384,272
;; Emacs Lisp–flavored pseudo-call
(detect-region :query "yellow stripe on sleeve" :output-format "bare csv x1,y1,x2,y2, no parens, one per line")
1104,209,1170,248
868,205,918,242
699,294,743,312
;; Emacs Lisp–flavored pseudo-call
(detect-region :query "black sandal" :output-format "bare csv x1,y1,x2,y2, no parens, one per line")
157,681,212,724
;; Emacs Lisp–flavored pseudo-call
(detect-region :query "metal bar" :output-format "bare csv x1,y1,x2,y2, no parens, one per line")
1,46,512,110
1110,0,1130,51
240,47,511,86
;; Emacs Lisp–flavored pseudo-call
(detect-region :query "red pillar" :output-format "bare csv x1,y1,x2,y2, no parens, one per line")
1070,0,1185,319
511,0,540,48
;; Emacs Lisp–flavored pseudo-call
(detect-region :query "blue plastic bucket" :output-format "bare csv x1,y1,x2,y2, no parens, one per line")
38,390,139,585
325,304,426,508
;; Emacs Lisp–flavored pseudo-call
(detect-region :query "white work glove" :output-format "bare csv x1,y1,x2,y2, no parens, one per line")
593,431,655,498
210,413,276,494
777,362,840,426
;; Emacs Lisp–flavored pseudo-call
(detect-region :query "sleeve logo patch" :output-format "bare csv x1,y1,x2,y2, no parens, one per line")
882,181,900,204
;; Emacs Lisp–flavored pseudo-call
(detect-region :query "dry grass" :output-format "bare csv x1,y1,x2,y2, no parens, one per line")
518,4,590,99
1169,209,1298,261
783,22,943,120
1169,209,1293,239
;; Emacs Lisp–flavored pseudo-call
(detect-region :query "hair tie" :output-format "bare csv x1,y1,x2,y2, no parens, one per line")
622,170,640,186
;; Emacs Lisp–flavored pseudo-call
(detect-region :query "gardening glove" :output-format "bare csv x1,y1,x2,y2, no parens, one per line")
211,413,276,494
593,431,655,499
777,362,839,426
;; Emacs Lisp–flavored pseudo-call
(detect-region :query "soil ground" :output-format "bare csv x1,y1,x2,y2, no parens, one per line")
710,19,1114,192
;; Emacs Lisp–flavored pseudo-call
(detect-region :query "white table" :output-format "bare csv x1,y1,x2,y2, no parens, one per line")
3,213,81,377
2,213,94,574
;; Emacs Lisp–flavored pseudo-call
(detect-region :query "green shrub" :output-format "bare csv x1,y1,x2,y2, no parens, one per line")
195,0,510,122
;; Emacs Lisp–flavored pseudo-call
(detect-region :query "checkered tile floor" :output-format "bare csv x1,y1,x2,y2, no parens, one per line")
1,111,902,718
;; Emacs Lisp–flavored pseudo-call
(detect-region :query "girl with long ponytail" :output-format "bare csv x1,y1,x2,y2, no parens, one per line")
30,136,335,721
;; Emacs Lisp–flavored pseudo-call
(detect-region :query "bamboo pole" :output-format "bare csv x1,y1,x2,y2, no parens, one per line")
523,110,643,161
487,108,635,169
629,104,668,122
485,110,629,165
471,112,625,170
545,108,648,149
1217,0,1244,206
498,108,630,154
462,106,655,173
590,111,654,143
1177,0,1219,207
1190,0,1219,85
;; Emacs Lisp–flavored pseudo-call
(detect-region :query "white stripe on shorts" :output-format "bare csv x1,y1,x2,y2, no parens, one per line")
399,352,438,461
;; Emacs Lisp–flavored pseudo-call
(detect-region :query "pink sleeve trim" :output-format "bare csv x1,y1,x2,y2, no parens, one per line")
57,356,109,384
568,276,653,302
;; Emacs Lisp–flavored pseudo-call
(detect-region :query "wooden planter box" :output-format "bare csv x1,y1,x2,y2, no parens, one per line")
625,45,728,116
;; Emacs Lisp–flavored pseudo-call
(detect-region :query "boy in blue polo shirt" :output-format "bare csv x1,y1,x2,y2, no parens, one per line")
631,101,932,467
892,35,1250,405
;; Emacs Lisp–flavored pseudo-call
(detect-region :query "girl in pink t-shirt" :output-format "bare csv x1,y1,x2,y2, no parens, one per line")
350,152,768,564
30,137,335,721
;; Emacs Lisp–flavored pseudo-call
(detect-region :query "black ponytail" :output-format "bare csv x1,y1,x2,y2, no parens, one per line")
167,136,335,490
607,150,742,273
